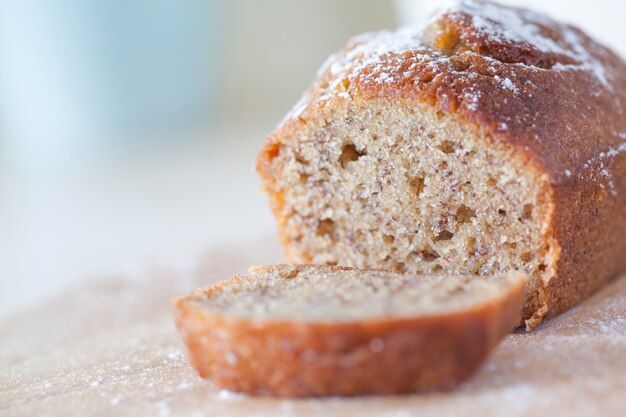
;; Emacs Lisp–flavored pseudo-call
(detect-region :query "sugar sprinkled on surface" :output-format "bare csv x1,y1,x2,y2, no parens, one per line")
501,78,518,93
312,24,425,105
464,89,482,111
579,141,626,195
460,0,612,89
465,2,566,56
218,389,245,400
493,75,519,93
2,241,626,415
167,350,184,360
282,0,616,148
375,72,392,83
585,316,626,335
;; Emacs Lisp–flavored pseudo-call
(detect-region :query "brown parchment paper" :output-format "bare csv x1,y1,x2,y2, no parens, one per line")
1,238,625,417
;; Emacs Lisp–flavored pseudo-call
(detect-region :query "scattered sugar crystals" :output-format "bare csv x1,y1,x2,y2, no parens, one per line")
218,389,245,400
586,316,626,335
459,0,612,89
283,0,617,157
375,72,392,83
464,89,482,111
579,141,626,195
3,241,626,415
494,75,518,93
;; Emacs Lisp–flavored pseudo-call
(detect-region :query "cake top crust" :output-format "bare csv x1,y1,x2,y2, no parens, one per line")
282,0,626,192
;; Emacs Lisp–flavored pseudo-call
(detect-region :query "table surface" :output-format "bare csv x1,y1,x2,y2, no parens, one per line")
2,240,625,417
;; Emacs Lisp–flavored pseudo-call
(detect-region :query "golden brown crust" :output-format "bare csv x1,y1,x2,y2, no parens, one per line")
256,1,626,328
173,265,527,397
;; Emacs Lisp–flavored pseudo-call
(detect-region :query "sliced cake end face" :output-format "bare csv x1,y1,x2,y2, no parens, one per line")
190,264,528,322
259,99,557,323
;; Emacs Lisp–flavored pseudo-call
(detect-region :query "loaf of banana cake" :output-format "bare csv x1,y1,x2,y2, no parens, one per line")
257,0,626,328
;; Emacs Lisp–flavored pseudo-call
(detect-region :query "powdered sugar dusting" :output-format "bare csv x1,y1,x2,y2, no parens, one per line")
218,389,245,400
501,78,517,92
2,242,626,416
494,75,519,93
560,28,610,88
586,316,626,334
458,0,612,89
464,88,482,111
468,5,564,57
375,72,392,83
283,25,427,122
318,26,426,101
282,0,616,126
580,141,626,195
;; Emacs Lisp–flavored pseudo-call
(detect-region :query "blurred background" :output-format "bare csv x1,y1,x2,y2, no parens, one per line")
1,0,624,318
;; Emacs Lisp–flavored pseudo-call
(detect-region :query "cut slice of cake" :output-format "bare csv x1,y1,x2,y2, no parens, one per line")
174,264,528,397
